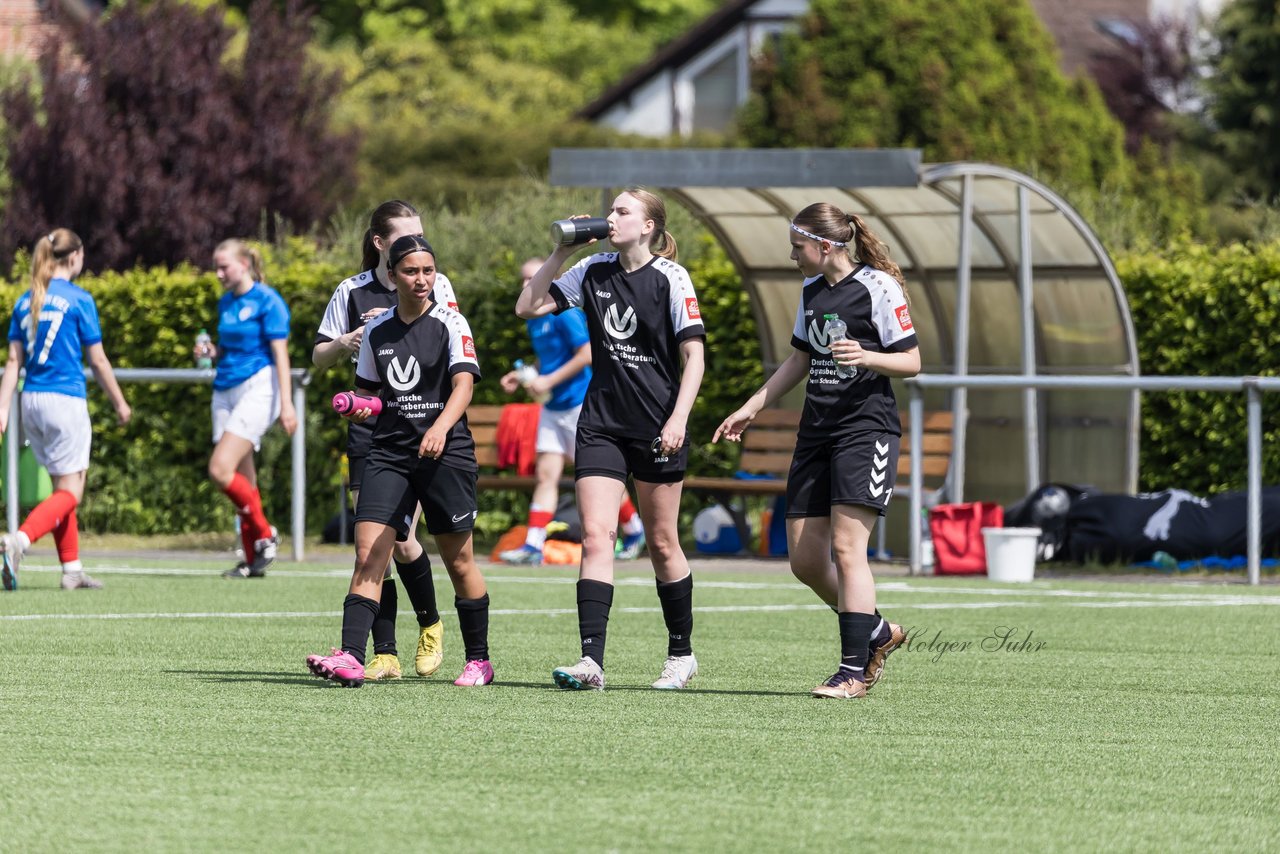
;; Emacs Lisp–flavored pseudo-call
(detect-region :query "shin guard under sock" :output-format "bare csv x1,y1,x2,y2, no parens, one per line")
577,579,614,667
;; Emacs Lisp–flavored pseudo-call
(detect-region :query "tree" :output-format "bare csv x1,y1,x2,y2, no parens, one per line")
738,0,1130,191
1208,0,1280,202
0,0,357,270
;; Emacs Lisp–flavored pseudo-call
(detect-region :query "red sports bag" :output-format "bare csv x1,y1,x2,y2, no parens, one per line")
929,502,1004,575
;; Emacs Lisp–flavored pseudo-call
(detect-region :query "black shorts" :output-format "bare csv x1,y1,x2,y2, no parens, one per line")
348,454,368,492
786,431,900,518
346,419,375,460
575,425,687,484
355,456,477,539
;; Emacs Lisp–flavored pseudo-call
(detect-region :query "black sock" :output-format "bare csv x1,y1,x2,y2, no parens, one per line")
577,579,614,668
340,593,380,665
655,574,694,657
838,611,879,679
371,576,398,655
395,551,439,627
455,594,490,661
868,616,890,649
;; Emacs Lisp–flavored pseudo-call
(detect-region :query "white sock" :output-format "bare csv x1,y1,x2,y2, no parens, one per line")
62,560,83,575
526,526,548,549
621,516,644,537
16,531,31,552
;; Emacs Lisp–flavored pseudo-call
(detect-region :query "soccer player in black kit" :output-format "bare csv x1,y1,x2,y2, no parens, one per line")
307,235,492,688
715,203,919,699
313,200,462,681
517,188,706,691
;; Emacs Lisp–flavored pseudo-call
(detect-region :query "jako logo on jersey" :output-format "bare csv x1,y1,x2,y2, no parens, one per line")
807,319,833,354
895,304,913,331
604,305,637,339
685,297,700,320
461,335,476,358
387,356,421,391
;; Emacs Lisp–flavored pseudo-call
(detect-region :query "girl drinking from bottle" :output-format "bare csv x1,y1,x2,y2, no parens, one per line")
0,229,131,591
516,188,705,691
714,203,918,699
307,235,492,688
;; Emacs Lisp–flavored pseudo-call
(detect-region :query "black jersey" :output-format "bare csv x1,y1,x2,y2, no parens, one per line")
790,264,918,440
315,269,460,457
354,302,481,471
549,252,705,439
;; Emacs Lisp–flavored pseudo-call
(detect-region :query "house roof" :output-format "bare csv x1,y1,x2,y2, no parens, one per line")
576,0,760,120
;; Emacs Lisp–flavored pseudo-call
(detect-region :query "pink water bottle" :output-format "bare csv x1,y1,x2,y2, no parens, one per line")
332,391,383,417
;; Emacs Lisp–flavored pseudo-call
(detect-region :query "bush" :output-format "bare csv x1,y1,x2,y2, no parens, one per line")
0,0,356,271
1117,239,1280,493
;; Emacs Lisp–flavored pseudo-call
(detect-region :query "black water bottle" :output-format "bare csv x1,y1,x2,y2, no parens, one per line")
550,217,610,246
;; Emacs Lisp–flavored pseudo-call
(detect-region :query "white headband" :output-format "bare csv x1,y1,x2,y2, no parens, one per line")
790,223,846,247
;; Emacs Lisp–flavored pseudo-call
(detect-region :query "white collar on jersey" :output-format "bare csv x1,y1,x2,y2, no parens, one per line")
790,223,847,247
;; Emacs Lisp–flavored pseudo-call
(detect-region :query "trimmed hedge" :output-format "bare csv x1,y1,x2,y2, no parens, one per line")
1118,240,1280,493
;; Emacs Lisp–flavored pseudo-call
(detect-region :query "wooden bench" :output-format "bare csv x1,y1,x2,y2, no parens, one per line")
683,409,954,555
469,404,576,492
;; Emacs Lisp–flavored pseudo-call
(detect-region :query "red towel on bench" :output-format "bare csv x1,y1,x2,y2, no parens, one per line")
496,403,541,476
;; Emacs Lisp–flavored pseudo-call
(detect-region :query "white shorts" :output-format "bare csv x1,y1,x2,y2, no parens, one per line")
212,366,280,451
536,404,582,460
21,392,92,476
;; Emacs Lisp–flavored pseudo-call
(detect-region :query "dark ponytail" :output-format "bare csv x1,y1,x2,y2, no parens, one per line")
363,199,419,272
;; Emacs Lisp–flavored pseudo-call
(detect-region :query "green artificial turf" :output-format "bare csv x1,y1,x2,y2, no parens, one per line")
2,559,1277,852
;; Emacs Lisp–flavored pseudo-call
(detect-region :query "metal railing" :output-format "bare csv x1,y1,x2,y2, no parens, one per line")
905,374,1280,585
5,368,310,561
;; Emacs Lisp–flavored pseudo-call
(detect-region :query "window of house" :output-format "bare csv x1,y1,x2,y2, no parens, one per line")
691,47,741,134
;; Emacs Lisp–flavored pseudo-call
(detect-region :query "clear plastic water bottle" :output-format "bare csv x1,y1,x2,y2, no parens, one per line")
824,314,855,379
195,328,214,370
514,359,550,404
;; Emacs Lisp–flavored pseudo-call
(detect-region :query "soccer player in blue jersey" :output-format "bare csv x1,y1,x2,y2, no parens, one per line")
517,189,706,691
498,257,646,566
715,203,919,699
202,239,297,578
0,229,131,591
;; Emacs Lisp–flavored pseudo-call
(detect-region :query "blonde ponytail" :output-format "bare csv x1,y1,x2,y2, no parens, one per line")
623,186,679,263
215,239,267,284
29,229,83,323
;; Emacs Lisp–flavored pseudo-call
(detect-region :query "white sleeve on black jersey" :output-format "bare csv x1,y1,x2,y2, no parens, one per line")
436,306,481,378
857,268,918,351
549,253,611,312
434,273,461,313
662,260,706,342
315,271,371,343
354,309,392,388
791,277,822,350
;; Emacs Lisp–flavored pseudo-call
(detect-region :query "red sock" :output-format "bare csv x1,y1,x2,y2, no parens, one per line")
222,473,269,543
618,495,637,525
527,509,555,531
53,509,79,563
240,519,257,559
19,489,79,546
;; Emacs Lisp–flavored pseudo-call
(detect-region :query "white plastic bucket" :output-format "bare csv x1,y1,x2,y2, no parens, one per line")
981,527,1041,583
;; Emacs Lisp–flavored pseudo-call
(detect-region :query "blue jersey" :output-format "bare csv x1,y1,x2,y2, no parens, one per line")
213,282,291,391
6,278,102,398
527,307,591,411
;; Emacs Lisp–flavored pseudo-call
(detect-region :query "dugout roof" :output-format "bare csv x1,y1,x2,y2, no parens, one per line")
550,149,1140,505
